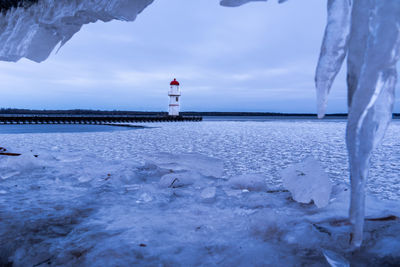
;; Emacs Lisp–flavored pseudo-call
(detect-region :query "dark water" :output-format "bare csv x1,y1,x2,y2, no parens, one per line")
0,116,348,134
0,124,134,134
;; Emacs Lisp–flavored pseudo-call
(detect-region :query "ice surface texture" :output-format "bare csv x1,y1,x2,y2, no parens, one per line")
1,136,400,265
6,120,400,200
1,0,400,249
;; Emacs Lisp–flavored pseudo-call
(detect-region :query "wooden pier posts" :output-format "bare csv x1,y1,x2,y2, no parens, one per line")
0,116,202,125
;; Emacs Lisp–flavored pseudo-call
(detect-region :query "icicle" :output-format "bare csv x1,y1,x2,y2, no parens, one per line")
315,0,352,119
346,0,371,109
346,0,400,248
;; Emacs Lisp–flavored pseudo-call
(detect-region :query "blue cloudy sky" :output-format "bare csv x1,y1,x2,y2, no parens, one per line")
0,0,398,113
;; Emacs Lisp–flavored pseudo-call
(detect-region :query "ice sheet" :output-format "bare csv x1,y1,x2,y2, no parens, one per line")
1,121,400,265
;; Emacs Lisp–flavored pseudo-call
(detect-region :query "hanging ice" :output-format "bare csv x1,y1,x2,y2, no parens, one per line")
0,0,284,62
315,0,352,119
346,0,400,248
316,0,400,248
0,0,153,62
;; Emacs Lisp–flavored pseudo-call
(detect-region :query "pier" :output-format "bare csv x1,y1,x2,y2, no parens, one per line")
0,115,202,124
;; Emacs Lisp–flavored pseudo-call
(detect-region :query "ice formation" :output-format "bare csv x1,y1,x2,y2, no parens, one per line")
316,0,400,248
281,157,332,208
0,0,153,62
315,0,352,119
0,0,399,250
0,0,286,63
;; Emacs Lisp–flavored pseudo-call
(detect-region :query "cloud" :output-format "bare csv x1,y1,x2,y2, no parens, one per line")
0,0,359,113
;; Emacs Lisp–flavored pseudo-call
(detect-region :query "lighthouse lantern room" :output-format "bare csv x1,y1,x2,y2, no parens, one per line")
168,78,181,116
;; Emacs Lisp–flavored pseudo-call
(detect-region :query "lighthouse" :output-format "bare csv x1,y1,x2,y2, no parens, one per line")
168,78,181,116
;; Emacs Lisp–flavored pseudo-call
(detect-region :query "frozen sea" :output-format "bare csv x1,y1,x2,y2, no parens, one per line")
3,117,397,199
1,117,400,266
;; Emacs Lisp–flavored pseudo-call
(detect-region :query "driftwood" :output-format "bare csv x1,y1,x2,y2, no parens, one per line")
0,147,36,157
0,152,21,156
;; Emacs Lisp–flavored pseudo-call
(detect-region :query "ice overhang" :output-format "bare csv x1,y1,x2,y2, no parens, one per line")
0,0,267,63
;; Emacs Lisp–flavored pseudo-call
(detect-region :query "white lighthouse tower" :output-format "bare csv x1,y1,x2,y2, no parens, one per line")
168,78,181,116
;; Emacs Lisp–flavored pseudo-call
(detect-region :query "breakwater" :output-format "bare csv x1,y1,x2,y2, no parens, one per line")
0,115,202,124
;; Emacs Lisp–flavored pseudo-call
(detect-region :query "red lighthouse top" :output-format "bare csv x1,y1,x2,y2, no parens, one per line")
170,78,180,86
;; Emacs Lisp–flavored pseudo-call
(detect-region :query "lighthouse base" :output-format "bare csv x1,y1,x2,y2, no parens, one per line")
168,106,179,116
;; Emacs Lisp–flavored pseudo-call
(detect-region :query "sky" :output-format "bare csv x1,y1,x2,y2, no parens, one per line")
0,0,399,113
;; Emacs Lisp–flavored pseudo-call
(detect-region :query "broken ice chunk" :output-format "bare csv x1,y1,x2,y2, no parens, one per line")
200,187,216,201
227,173,267,192
280,157,332,208
136,193,152,203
